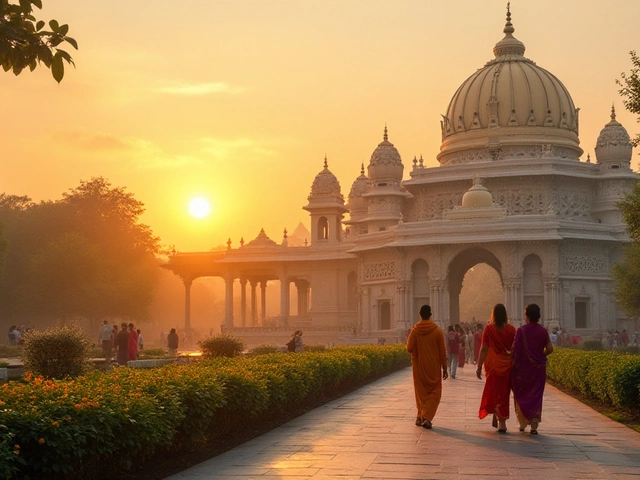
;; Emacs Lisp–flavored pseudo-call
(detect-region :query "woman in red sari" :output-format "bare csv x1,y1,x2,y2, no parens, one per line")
476,303,516,433
512,303,554,435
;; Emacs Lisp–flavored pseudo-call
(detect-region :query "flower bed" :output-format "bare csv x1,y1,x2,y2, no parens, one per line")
0,344,409,479
547,348,640,410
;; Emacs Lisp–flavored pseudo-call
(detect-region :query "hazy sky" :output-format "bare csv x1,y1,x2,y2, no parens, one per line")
2,0,638,251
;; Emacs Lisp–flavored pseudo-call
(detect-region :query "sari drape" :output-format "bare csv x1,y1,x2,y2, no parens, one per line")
512,323,550,425
479,323,516,420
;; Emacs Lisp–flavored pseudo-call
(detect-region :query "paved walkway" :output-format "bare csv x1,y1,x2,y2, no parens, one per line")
166,364,640,479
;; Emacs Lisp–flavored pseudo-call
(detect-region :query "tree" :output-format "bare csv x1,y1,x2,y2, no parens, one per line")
0,178,162,324
0,0,77,82
617,50,640,148
613,243,640,317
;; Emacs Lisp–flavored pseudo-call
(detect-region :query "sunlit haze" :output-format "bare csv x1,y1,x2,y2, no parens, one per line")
1,0,638,252
188,196,212,219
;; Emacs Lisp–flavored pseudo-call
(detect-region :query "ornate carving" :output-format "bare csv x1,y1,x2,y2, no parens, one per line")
560,255,607,274
438,145,579,166
364,261,397,280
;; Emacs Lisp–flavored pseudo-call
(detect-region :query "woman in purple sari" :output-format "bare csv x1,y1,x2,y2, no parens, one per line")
511,304,554,435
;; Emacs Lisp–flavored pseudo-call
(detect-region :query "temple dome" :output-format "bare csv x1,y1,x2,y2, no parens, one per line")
461,178,494,208
347,163,370,217
438,7,582,165
310,157,343,200
595,106,633,166
367,127,403,184
246,228,278,247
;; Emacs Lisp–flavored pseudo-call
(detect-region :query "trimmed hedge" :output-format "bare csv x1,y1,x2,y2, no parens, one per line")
547,348,640,410
0,344,409,479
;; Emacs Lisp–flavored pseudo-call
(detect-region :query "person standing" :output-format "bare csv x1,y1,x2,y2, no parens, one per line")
456,324,466,368
407,305,448,429
137,329,144,358
294,331,304,353
474,323,483,364
446,326,460,379
287,331,297,352
476,303,516,433
127,323,138,361
98,320,113,359
115,322,130,365
465,327,473,364
167,328,179,356
512,303,554,435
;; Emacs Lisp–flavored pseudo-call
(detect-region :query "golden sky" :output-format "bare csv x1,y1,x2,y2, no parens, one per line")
1,0,638,252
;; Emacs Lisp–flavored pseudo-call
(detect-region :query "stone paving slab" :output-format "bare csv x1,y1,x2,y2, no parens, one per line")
165,364,640,479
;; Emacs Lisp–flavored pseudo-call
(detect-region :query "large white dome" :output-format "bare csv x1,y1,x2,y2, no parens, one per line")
438,8,582,165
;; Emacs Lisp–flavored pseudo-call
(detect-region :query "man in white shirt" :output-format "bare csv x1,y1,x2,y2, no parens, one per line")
98,320,114,359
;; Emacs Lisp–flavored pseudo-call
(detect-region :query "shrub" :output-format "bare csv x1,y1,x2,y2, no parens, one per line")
303,344,326,352
21,326,93,379
199,333,245,358
248,344,278,356
0,345,22,358
582,340,605,351
139,347,169,358
616,345,640,355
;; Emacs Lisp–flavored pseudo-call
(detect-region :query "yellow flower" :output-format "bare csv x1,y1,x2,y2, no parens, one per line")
38,438,45,445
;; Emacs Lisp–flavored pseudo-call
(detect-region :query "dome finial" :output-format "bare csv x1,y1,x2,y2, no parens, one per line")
383,124,388,142
324,154,328,169
611,103,616,121
504,2,514,35
360,162,365,175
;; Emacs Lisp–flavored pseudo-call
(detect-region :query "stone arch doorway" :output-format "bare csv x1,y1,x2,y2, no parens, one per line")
448,247,503,325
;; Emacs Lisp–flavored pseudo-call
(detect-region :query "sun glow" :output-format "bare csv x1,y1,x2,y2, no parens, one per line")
188,197,211,218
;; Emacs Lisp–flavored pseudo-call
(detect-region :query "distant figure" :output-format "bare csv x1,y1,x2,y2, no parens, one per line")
295,331,304,353
512,303,554,435
446,326,460,379
128,323,138,361
456,324,466,368
465,327,473,364
477,303,516,433
407,304,447,429
7,325,17,346
549,328,558,347
115,322,130,365
287,331,297,353
112,324,119,358
473,323,483,364
167,328,179,356
98,320,113,359
137,329,144,358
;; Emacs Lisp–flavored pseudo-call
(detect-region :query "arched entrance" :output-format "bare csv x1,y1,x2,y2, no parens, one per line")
448,247,503,325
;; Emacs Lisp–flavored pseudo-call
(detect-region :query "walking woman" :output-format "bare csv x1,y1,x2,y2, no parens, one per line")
476,303,516,433
456,324,466,368
512,304,554,435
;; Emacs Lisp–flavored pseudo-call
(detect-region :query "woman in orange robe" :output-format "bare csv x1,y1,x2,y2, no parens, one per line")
476,303,516,433
407,305,448,429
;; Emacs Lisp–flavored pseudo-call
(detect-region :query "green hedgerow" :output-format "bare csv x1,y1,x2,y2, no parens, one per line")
21,326,93,380
248,344,278,356
199,333,245,358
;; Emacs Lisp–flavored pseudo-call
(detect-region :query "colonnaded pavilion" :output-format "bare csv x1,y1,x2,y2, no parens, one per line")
164,8,637,347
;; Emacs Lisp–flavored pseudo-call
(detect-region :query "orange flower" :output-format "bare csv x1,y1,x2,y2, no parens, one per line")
38,438,45,445
74,404,82,410
51,421,59,427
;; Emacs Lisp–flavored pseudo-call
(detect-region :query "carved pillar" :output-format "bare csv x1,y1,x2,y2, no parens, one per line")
279,277,289,327
543,279,561,328
260,280,267,322
430,281,446,330
183,276,192,331
361,287,370,333
240,278,247,327
295,280,309,320
224,276,234,329
250,280,257,326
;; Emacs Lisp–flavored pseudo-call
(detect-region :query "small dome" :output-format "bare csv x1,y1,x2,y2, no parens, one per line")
367,126,404,183
595,106,633,166
461,178,494,208
246,228,278,247
348,163,371,198
310,157,344,200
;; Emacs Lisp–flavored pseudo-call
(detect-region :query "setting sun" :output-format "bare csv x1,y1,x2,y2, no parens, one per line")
188,197,211,218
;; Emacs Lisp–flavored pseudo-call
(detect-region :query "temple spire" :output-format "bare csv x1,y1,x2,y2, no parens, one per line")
611,103,616,121
323,154,328,169
504,2,514,35
360,162,365,175
383,124,388,142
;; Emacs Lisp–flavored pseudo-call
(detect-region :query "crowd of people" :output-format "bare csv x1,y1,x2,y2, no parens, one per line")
408,302,554,435
604,329,639,349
